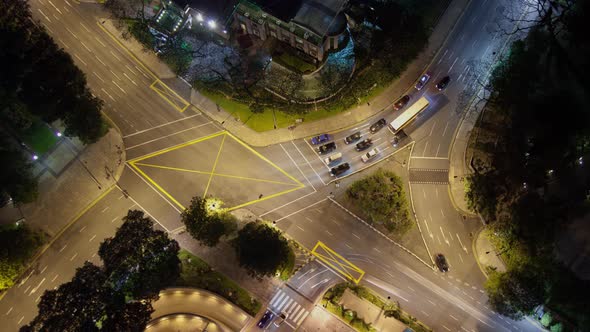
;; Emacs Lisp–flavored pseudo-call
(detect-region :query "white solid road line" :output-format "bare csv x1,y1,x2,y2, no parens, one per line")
448,57,459,73
280,143,315,191
125,122,213,150
122,113,201,138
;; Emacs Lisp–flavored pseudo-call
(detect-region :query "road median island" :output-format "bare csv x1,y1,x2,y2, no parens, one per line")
321,283,432,332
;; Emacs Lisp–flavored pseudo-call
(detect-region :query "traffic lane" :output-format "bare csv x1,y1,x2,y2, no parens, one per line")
1,188,137,329
265,286,314,331
288,260,342,302
298,306,355,332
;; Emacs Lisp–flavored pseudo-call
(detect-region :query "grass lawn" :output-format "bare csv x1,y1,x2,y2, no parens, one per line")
273,51,317,74
175,250,261,316
21,120,59,155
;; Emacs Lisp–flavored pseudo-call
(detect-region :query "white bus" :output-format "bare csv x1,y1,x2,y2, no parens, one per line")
389,97,430,133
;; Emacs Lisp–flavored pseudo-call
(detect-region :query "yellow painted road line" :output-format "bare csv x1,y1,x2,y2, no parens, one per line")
225,132,304,187
150,79,190,113
129,160,186,210
311,241,365,284
133,162,302,187
228,185,304,211
203,134,227,197
128,131,226,163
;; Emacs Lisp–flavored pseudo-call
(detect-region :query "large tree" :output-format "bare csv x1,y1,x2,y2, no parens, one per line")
181,196,233,247
232,222,291,278
99,210,181,300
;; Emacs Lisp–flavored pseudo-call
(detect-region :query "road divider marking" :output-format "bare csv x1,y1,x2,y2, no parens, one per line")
150,79,190,112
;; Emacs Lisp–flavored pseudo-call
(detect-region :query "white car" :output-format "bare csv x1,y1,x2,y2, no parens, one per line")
324,152,342,165
361,147,380,163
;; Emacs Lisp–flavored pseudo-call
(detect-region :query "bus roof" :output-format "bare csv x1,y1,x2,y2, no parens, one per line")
389,97,429,132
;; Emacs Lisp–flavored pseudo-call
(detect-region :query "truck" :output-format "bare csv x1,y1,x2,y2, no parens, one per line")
388,97,430,134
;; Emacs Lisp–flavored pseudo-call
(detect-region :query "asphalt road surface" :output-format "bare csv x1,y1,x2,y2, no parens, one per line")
0,0,543,331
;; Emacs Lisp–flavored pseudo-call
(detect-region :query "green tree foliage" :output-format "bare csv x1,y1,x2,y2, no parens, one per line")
0,224,44,291
22,262,153,332
485,269,545,319
181,196,236,247
99,210,181,300
232,223,291,278
346,168,412,234
0,133,38,206
541,312,553,327
465,171,500,221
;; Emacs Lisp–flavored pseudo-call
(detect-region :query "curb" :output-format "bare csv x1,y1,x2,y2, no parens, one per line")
471,226,489,279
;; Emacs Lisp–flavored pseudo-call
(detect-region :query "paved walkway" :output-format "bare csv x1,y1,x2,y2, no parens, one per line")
147,288,251,332
473,228,507,277
339,289,408,332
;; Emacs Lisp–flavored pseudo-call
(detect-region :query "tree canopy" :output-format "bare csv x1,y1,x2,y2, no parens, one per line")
180,196,235,247
0,224,44,291
232,222,291,279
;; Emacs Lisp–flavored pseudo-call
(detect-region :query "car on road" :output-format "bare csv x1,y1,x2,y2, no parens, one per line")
391,135,399,148
330,163,350,177
435,254,449,272
436,76,451,91
370,118,387,133
274,311,288,327
311,134,330,145
324,152,342,165
344,131,362,144
355,139,373,151
257,310,275,328
415,72,431,90
393,95,410,111
318,142,336,155
361,147,380,163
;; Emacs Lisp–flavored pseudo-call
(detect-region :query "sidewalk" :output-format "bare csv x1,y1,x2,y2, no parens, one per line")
473,228,506,277
0,127,125,238
339,289,408,332
102,0,471,147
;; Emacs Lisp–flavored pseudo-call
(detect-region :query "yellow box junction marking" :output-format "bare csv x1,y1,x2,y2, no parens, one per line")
128,131,305,211
150,79,190,112
311,241,365,284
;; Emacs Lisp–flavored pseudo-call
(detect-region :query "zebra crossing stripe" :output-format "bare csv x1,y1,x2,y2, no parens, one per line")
285,301,297,313
288,303,301,315
270,290,283,306
296,311,309,325
279,298,293,311
293,307,306,323
271,291,285,307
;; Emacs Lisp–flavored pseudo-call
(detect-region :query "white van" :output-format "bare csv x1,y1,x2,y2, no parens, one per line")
324,152,342,165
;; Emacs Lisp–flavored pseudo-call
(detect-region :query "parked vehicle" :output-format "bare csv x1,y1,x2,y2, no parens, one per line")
355,139,373,151
344,131,362,144
318,142,336,155
324,152,343,165
361,147,380,163
370,118,387,133
311,134,330,145
415,72,431,90
330,163,350,176
435,254,449,272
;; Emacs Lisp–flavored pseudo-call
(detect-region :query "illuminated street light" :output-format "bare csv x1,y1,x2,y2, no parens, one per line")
32,154,38,160
207,20,216,29
196,13,203,22
56,131,62,137
578,157,583,166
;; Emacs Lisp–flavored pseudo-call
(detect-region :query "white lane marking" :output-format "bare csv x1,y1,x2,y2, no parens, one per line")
345,243,353,249
296,311,309,325
440,227,450,246
296,225,305,232
280,143,315,191
79,226,86,233
456,233,468,253
40,266,48,274
442,325,451,331
110,50,121,61
29,278,46,295
89,234,96,242
437,49,448,65
435,143,441,157
80,22,91,32
421,310,429,317
51,274,58,282
373,247,381,253
59,244,67,253
296,141,326,185
271,291,285,306
331,219,340,225
70,252,78,261
311,278,329,289
109,70,122,81
95,55,106,66
101,207,109,213
429,121,437,136
448,57,459,73
112,80,127,94
325,230,333,236
125,122,213,150
422,140,429,156
111,217,118,223
125,64,137,75
37,8,51,22
72,54,86,66
123,73,138,86
6,307,13,315
65,27,78,39
17,316,24,324
450,314,458,321
93,71,104,83
100,88,116,102
94,36,106,47
278,298,292,311
458,253,464,262
428,299,437,306
424,219,433,238
47,0,62,14
64,0,72,7
352,233,361,239
441,209,445,217
293,307,307,323
80,41,92,52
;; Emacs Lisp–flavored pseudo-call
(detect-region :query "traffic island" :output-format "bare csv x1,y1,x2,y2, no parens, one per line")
321,283,432,332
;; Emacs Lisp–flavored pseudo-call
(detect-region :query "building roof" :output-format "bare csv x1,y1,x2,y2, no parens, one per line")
292,0,348,36
251,0,302,22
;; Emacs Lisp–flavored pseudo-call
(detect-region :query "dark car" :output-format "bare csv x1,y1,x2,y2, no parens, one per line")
370,118,387,133
344,131,362,144
415,72,431,90
311,134,330,145
330,163,350,177
391,135,399,148
257,310,275,328
393,95,410,111
355,139,373,151
318,142,336,155
436,76,451,91
435,254,449,272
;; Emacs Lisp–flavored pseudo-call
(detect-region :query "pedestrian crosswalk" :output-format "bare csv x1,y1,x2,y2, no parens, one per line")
268,288,310,327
